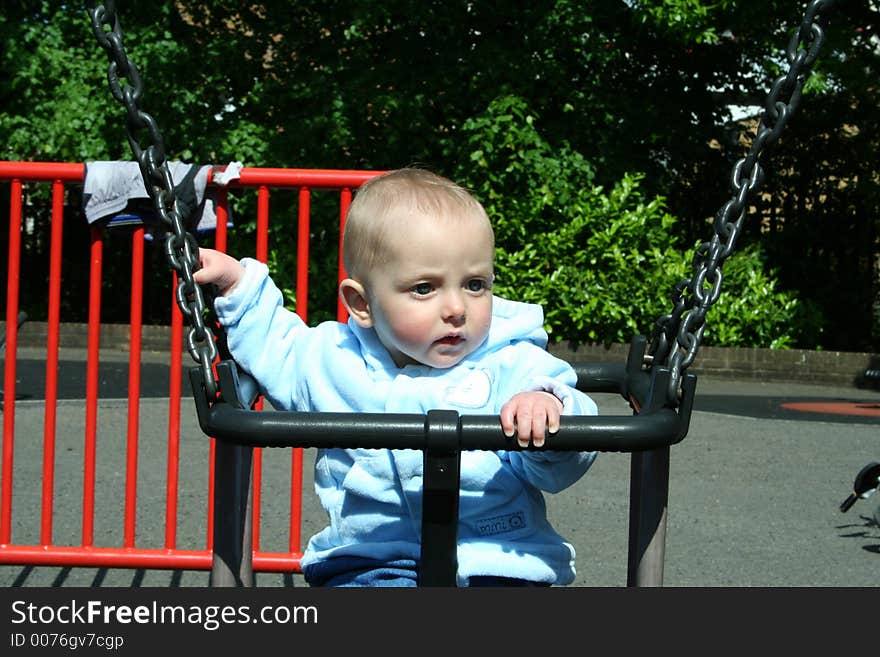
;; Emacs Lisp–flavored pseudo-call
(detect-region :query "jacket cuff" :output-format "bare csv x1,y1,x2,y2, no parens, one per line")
521,375,576,414
212,257,268,325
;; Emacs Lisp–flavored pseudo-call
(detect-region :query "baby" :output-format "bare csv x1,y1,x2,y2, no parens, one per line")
194,167,598,586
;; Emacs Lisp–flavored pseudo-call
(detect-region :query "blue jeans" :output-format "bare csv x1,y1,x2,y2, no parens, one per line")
303,557,549,587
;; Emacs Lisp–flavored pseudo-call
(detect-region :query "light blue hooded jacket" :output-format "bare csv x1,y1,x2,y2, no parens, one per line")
213,258,598,585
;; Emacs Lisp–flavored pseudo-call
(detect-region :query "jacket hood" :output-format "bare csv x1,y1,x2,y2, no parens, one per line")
480,295,548,354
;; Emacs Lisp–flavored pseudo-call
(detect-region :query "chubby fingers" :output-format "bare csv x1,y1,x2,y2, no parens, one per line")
192,248,214,285
192,248,244,295
500,391,563,449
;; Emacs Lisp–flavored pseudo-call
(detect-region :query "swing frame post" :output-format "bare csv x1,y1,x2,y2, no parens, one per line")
419,411,463,587
627,447,670,586
628,339,670,587
206,362,256,585
575,337,695,587
209,442,255,587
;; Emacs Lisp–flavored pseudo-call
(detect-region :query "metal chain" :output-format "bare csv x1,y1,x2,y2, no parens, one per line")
648,0,836,404
85,1,218,399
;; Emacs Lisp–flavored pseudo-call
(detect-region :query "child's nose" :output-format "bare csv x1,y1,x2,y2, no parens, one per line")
442,290,466,322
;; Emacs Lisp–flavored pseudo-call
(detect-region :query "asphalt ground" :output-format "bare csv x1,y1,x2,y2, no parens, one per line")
1,348,878,587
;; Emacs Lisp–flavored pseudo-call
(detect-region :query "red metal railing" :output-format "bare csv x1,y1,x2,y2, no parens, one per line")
0,160,380,573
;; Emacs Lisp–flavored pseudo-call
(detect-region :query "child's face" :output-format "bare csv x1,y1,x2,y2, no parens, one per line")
365,211,495,369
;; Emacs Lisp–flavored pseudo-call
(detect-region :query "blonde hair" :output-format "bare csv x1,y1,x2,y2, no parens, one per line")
342,168,493,281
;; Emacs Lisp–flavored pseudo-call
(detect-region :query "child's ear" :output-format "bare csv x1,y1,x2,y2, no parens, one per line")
339,278,373,328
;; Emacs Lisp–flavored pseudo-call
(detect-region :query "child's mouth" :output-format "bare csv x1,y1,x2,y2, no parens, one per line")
435,335,464,346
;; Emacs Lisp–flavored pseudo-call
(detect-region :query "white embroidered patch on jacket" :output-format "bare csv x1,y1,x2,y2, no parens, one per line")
445,369,493,408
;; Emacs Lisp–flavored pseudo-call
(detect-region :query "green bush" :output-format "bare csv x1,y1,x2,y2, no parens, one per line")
702,244,825,349
453,95,822,348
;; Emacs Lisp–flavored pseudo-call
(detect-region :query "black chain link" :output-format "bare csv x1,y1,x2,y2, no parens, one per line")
648,0,836,404
85,1,218,399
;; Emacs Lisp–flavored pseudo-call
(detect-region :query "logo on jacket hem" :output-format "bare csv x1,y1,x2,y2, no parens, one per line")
475,511,526,536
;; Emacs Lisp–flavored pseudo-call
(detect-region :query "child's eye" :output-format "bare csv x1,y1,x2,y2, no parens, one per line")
411,282,433,296
465,279,487,293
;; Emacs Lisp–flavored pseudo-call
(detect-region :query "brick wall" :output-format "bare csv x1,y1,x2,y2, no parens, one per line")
548,341,880,388
9,321,176,354
7,321,880,388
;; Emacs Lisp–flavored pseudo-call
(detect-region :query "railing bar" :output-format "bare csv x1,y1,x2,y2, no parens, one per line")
215,188,229,252
123,227,145,548
0,544,301,572
289,188,312,554
165,273,183,550
203,192,229,550
289,448,303,554
226,167,383,188
203,193,232,552
336,188,352,322
0,179,23,544
82,227,103,547
0,162,383,188
0,161,84,182
250,186,271,552
252,445,263,551
40,180,65,545
256,186,269,263
296,187,310,322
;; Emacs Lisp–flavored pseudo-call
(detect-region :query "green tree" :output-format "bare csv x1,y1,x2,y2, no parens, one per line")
453,95,815,348
0,1,875,350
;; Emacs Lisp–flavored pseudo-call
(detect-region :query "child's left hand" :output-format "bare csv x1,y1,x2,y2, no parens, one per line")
500,391,564,449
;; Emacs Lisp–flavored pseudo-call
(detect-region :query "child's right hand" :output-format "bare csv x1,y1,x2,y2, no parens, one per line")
500,390,564,449
192,248,245,296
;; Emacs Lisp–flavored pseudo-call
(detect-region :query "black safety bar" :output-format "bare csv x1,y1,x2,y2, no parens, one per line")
192,335,697,587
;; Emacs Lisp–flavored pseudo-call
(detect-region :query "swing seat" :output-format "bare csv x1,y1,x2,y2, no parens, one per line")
191,334,697,587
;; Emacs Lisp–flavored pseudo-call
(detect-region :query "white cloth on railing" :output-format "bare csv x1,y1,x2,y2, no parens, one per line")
82,161,232,233
212,161,244,186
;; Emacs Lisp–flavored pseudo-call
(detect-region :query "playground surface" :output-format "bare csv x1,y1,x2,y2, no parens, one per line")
1,348,878,587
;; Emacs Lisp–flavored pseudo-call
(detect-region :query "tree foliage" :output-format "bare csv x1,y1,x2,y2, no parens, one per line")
452,95,816,347
1,1,877,350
